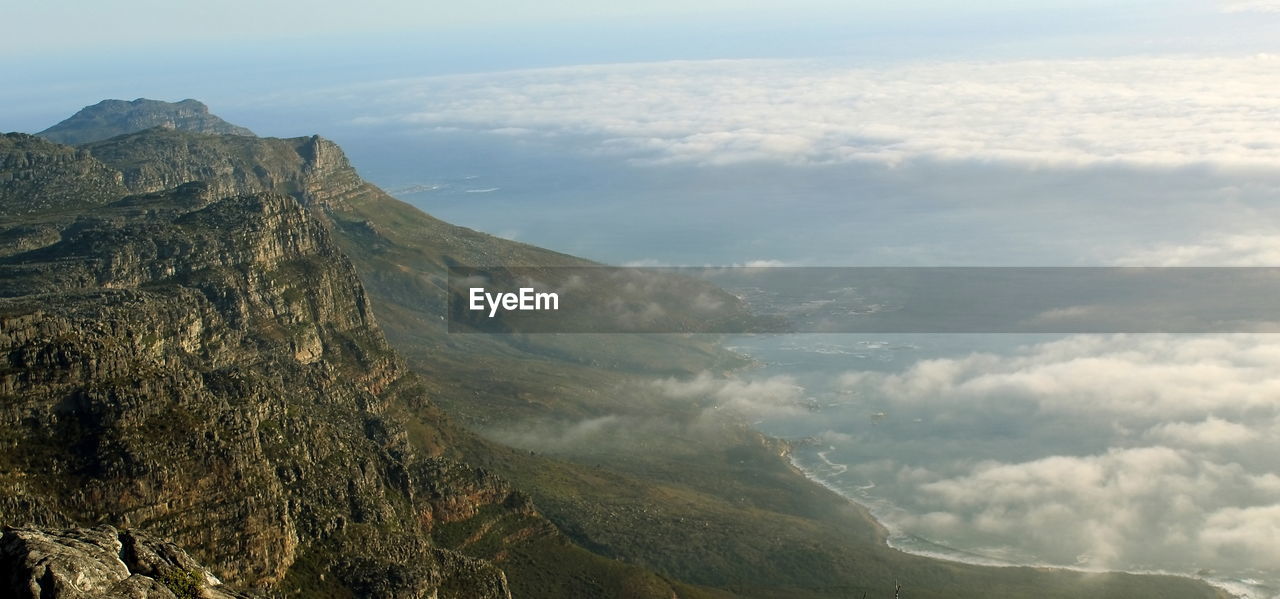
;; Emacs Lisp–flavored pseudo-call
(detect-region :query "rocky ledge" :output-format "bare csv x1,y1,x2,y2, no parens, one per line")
0,525,246,599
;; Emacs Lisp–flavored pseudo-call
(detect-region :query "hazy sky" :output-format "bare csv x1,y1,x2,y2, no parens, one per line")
6,1,1279,134
4,1,1170,52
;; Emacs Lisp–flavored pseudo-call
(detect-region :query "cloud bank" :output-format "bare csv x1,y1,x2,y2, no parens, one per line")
353,55,1280,169
1221,0,1280,13
1116,233,1280,266
837,334,1280,578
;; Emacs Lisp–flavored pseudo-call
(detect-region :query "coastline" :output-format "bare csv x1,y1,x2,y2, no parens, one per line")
782,448,1261,599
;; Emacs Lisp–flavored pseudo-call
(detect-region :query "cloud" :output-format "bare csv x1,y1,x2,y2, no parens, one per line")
900,445,1280,571
848,334,1280,420
349,56,1280,169
1116,233,1280,266
1147,417,1261,447
836,334,1280,577
1221,0,1280,13
655,372,808,419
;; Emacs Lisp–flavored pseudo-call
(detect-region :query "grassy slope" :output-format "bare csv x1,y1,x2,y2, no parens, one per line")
329,187,1229,599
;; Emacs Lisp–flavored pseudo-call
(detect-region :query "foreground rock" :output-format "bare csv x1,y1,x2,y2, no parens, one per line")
0,135,519,596
0,525,245,599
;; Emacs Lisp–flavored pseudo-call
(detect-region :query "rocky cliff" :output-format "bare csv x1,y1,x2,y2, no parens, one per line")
79,129,366,211
0,138,522,596
38,99,255,146
1,101,725,599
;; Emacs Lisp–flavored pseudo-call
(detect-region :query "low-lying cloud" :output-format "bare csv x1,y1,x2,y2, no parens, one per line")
1221,0,1280,13
655,372,807,419
1116,233,1280,266
350,55,1280,169
836,334,1280,579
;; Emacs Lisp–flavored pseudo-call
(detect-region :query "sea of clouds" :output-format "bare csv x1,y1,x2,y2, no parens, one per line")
348,55,1280,170
339,54,1280,266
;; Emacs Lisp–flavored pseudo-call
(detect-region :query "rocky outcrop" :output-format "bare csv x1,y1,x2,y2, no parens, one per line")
0,134,126,216
0,525,246,599
77,128,369,212
0,172,516,595
37,99,254,146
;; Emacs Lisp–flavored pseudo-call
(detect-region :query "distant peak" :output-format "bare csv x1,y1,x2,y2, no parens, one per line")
38,98,254,145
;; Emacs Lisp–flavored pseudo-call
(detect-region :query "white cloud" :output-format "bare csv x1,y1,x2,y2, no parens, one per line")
351,56,1280,169
655,371,808,418
849,334,1280,419
1148,417,1261,447
1116,233,1280,266
1221,0,1280,13
901,446,1280,571
838,334,1280,578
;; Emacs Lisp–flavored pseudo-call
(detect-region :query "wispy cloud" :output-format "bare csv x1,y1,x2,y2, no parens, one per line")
655,372,808,419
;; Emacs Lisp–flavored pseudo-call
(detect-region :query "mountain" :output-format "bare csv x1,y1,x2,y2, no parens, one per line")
0,100,1231,599
0,155,516,595
37,99,254,146
0,131,707,598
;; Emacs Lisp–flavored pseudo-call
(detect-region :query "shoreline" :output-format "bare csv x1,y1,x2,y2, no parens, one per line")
782,449,1263,599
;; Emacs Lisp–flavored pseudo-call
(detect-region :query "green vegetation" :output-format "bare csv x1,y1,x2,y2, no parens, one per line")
159,569,203,599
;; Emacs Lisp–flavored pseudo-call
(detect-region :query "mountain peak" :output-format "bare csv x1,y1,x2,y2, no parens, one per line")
37,98,254,145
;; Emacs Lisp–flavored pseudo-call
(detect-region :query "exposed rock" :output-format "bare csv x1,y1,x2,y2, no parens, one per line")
0,133,126,216
38,99,255,146
3,101,790,599
0,177,514,595
0,525,245,599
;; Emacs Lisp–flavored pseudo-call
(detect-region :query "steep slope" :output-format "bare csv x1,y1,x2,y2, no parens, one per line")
38,99,254,146
78,126,754,373
1,116,722,599
0,178,518,596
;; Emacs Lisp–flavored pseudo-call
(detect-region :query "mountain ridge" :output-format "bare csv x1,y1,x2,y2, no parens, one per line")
38,99,255,146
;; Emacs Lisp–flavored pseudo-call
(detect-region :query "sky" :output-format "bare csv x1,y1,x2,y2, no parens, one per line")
6,0,1280,133
1,1,1170,51
9,1,1280,594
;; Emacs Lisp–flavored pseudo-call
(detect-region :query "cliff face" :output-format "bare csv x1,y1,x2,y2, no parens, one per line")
3,102,731,598
37,99,255,146
80,129,367,210
0,138,521,596
73,126,755,374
